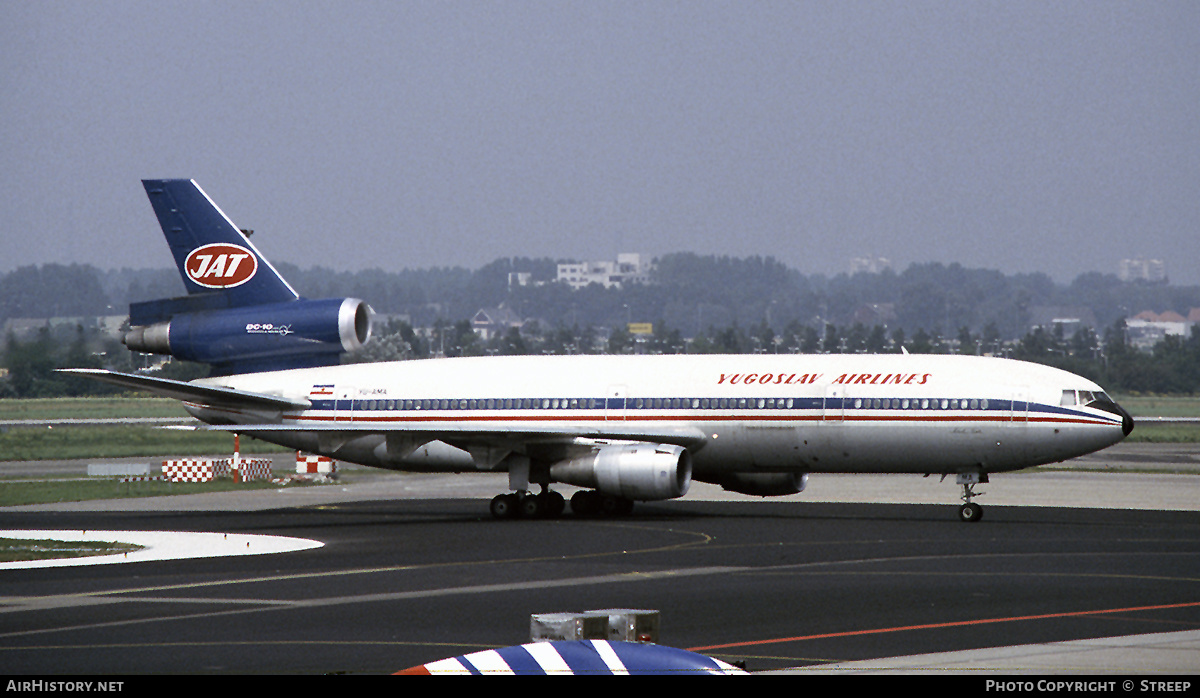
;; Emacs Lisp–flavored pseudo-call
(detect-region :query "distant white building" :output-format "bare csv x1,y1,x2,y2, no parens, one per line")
850,257,892,275
1028,306,1098,335
471,306,525,341
1118,258,1167,283
1125,309,1195,352
557,253,654,290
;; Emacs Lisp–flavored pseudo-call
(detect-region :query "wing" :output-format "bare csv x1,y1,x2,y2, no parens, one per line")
62,368,707,462
201,420,711,464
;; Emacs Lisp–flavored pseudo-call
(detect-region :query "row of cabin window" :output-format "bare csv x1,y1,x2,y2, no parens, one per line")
852,397,990,410
348,397,992,411
634,397,797,409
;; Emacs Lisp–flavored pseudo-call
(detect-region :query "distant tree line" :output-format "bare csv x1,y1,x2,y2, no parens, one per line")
5,314,1200,398
3,256,1200,396
5,255,1199,339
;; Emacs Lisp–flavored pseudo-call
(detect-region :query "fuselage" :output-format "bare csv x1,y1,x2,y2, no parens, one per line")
187,353,1132,482
105,180,1133,517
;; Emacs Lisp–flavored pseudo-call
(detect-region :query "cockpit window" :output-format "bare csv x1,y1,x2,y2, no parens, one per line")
1063,389,1114,408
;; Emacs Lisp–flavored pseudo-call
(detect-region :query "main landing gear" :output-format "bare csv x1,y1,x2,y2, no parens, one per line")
488,488,635,519
490,489,565,519
956,472,987,522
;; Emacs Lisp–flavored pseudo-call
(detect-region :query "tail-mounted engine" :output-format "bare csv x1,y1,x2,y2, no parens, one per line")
123,297,373,374
550,443,692,501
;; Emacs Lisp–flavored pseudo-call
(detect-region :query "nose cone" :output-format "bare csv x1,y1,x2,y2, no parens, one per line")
1087,394,1134,441
1118,402,1135,437
1096,396,1135,438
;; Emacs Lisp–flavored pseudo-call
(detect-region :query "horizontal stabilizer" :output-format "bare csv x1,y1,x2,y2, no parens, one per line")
57,369,311,410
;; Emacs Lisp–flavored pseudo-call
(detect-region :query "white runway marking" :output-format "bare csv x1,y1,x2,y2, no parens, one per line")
0,530,324,569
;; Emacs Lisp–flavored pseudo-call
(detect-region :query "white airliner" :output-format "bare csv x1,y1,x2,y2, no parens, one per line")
66,180,1135,522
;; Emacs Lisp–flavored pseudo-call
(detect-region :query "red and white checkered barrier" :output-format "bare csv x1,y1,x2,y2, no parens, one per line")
162,460,216,483
296,452,337,474
233,458,273,482
161,458,271,482
211,459,232,477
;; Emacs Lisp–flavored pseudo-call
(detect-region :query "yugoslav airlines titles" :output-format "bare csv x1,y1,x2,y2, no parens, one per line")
717,372,932,386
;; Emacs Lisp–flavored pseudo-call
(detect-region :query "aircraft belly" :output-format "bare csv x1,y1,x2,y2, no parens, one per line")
1020,422,1124,466
694,420,1032,475
692,421,815,473
813,423,1017,473
391,440,476,472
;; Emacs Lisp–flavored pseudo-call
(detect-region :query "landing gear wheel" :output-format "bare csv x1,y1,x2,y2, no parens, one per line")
520,494,542,518
599,495,622,516
959,502,983,522
570,490,599,516
490,493,519,519
600,495,634,515
491,490,566,519
570,490,633,517
544,491,566,517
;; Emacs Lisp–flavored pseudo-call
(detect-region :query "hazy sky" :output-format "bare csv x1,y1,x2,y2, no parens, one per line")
3,2,1198,283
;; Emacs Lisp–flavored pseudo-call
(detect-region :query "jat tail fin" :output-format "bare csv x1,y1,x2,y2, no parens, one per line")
142,179,298,308
122,179,372,375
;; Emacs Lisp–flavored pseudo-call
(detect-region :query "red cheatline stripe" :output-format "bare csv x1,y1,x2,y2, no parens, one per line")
686,600,1200,652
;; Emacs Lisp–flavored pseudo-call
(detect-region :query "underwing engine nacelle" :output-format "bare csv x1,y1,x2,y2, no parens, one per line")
550,443,692,501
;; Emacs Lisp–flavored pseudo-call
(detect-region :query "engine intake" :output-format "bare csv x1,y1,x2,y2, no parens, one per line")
550,443,692,501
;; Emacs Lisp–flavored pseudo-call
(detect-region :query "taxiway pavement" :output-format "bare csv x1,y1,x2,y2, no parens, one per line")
0,443,1197,676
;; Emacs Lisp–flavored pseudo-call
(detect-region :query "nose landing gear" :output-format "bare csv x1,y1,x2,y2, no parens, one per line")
956,472,987,522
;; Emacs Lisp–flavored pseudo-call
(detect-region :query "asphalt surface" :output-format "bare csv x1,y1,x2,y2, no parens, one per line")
0,443,1197,677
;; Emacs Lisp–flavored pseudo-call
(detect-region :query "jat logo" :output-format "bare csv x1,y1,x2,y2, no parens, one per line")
185,243,258,288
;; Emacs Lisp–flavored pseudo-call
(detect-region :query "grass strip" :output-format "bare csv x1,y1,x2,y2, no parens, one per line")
0,397,186,421
0,424,289,461
0,475,308,507
0,537,143,563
